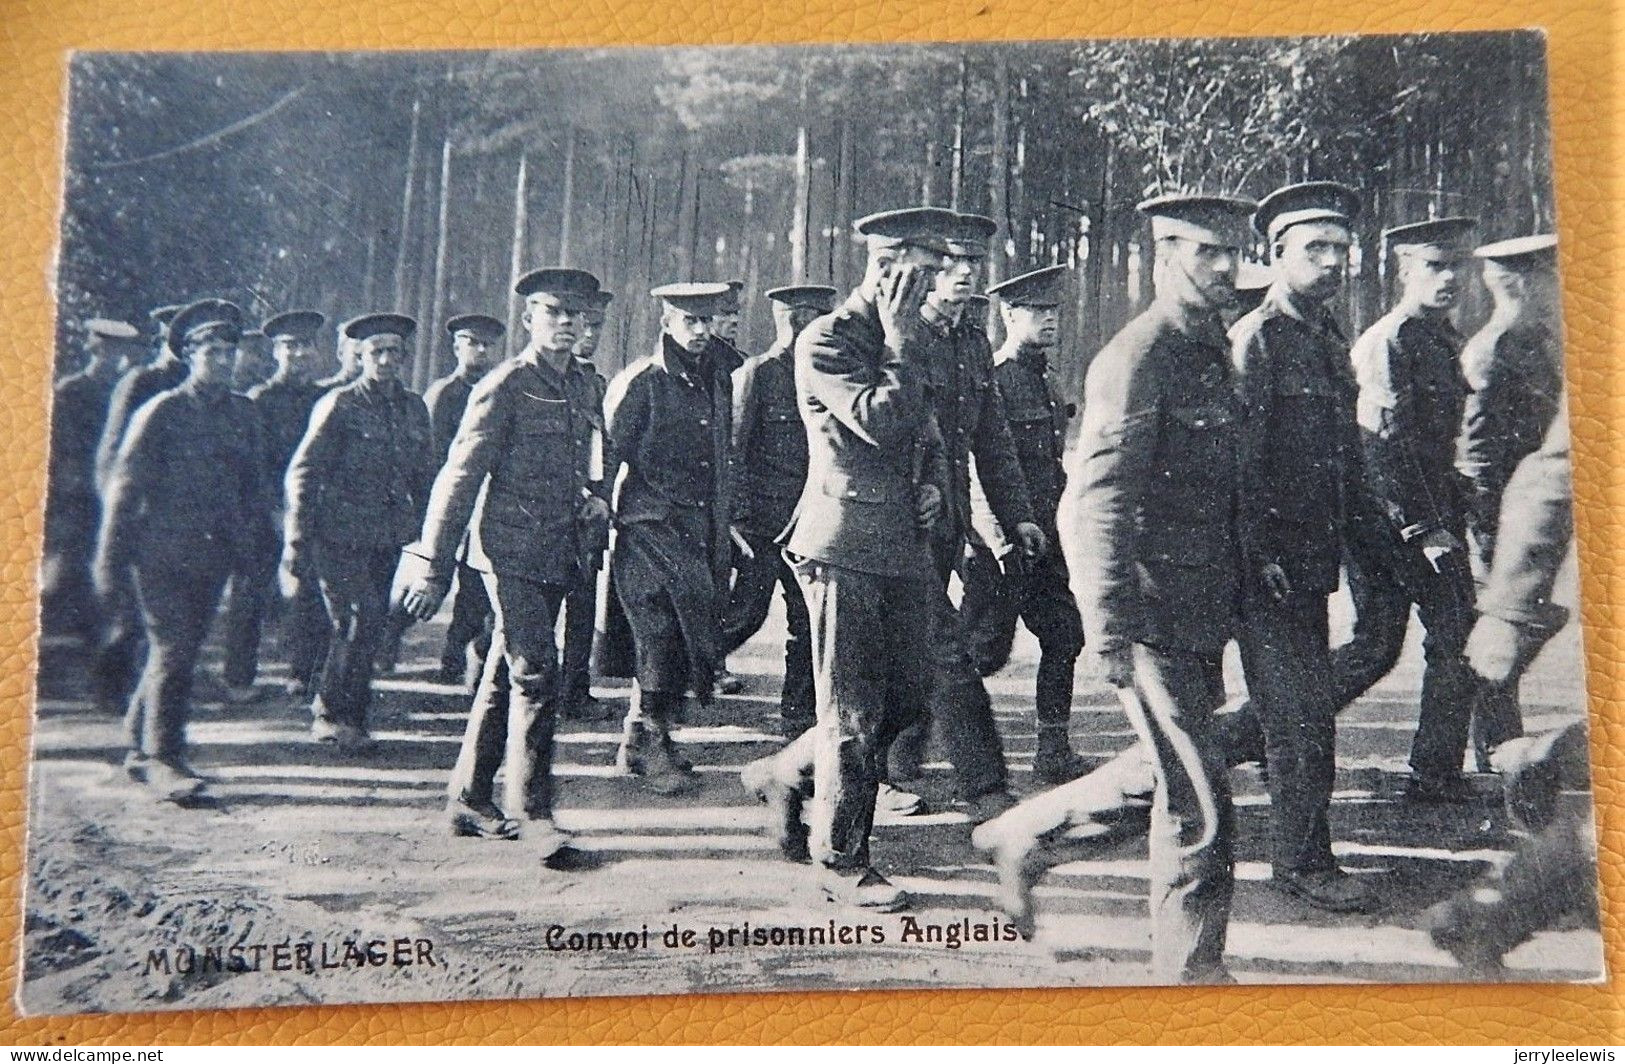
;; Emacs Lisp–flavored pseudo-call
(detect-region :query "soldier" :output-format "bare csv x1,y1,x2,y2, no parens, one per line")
423,313,505,687
220,310,329,703
959,266,1087,786
889,210,1046,822
604,282,735,794
558,290,613,719
93,299,272,801
395,268,608,858
981,195,1253,983
232,330,274,394
91,302,195,718
719,284,836,738
1456,234,1564,768
282,314,435,751
314,327,363,391
43,317,138,643
713,279,748,370
1345,216,1481,802
738,207,950,910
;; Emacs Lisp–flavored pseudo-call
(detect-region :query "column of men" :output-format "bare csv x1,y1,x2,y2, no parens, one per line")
42,181,1566,975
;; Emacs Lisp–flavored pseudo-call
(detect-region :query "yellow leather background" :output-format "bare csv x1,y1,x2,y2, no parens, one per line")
0,0,1618,1045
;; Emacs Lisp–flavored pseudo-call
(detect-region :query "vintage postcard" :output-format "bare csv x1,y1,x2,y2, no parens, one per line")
22,30,1602,1015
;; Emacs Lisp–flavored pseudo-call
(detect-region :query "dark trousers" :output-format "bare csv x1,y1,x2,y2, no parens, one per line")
960,544,1085,730
447,572,566,819
888,542,1009,800
767,558,930,869
93,597,145,718
125,563,229,763
1237,590,1338,875
439,563,492,677
721,533,815,736
221,549,277,688
312,543,397,730
560,566,598,701
283,579,329,690
1467,530,1524,762
42,546,99,644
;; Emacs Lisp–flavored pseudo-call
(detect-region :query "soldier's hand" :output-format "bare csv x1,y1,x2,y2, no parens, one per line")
1466,614,1522,685
879,264,929,347
91,554,125,608
1098,646,1134,689
1013,521,1048,559
277,554,304,602
393,552,450,621
915,483,943,528
1418,528,1463,573
1261,562,1292,602
577,493,610,527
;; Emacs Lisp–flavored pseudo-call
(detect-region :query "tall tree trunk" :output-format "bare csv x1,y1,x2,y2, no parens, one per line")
950,53,968,210
674,137,698,278
391,94,423,309
833,118,855,290
987,53,1010,285
423,137,453,387
559,127,577,266
505,153,529,335
790,119,811,282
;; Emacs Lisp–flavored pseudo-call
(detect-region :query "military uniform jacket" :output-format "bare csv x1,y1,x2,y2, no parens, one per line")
47,366,119,546
970,342,1072,554
1477,396,1572,627
1231,283,1365,598
731,341,808,539
1351,306,1468,542
284,378,435,559
1456,318,1564,541
918,302,1036,555
94,356,190,497
782,291,949,580
247,376,326,490
97,380,272,576
423,369,478,460
605,336,734,579
407,349,605,587
1061,298,1241,657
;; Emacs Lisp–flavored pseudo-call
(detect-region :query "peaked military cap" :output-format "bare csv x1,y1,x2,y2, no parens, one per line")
987,265,1068,308
514,267,602,302
444,313,505,339
84,317,140,340
342,312,417,342
167,299,245,353
1474,233,1558,269
947,212,998,255
1253,181,1362,243
1138,193,1258,246
261,310,326,341
766,284,838,311
718,279,745,314
851,207,959,254
587,289,615,312
652,282,733,316
1383,216,1477,254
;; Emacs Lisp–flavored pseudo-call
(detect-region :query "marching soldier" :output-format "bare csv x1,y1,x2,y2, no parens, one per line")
423,313,505,687
1456,234,1564,767
395,268,608,858
960,266,1087,786
93,299,273,801
978,195,1254,983
605,282,735,794
890,210,1045,821
719,283,835,738
220,310,328,702
91,302,195,718
282,314,436,751
739,207,950,910
1347,216,1480,802
43,317,138,643
558,290,613,719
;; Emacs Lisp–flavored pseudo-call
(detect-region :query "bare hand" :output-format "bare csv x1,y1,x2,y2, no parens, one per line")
915,483,943,528
1418,528,1463,574
393,552,450,622
91,554,124,608
1466,614,1522,685
577,493,610,526
1013,522,1048,559
1098,645,1134,689
1261,562,1292,602
878,263,930,346
277,553,303,602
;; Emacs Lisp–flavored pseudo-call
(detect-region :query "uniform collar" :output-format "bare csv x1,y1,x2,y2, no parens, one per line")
1261,281,1345,341
993,340,1048,373
1152,296,1229,349
919,299,961,334
657,333,709,383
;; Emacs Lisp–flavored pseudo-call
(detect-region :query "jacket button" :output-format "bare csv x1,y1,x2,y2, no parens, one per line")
699,419,709,426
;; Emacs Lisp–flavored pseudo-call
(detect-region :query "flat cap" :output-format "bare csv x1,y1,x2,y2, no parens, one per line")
444,313,506,339
1383,216,1477,253
586,289,615,312
167,299,245,353
1474,233,1558,269
342,313,417,342
852,207,959,254
718,279,745,314
1138,193,1258,247
652,282,733,316
987,265,1069,308
149,304,183,327
766,284,838,310
84,317,140,340
1253,181,1361,243
514,267,602,302
947,212,998,255
261,310,326,341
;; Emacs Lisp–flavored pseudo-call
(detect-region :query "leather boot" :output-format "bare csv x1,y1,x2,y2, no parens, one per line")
1033,727,1090,786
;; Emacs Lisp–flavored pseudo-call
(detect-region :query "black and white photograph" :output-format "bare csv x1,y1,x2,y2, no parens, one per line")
22,29,1603,1014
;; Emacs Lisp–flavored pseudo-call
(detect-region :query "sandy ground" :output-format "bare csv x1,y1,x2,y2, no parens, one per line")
18,576,1605,1015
